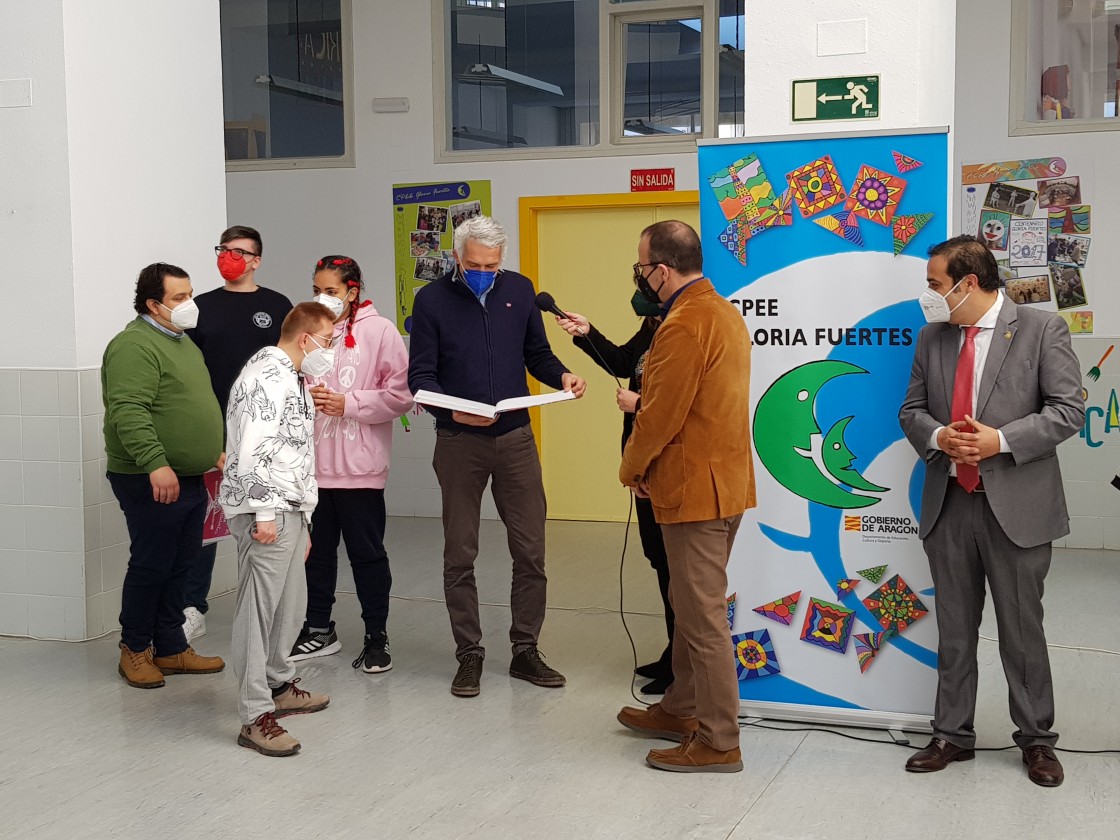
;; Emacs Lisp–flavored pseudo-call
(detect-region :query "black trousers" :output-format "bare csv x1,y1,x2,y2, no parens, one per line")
108,471,204,656
184,542,217,614
636,495,674,675
304,488,392,637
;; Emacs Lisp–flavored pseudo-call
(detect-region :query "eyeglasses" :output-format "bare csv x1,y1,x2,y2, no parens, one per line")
214,246,259,259
310,333,337,349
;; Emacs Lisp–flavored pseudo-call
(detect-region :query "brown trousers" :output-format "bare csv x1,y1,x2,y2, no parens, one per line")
658,514,743,751
432,424,548,660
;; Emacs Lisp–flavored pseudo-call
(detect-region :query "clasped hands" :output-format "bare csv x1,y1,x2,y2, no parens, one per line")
938,414,1000,466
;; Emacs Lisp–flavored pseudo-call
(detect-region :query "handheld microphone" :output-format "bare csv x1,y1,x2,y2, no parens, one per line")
535,291,622,388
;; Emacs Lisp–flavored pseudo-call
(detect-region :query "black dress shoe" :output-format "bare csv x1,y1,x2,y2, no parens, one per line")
1022,745,1064,787
905,738,975,772
635,661,662,679
640,675,674,695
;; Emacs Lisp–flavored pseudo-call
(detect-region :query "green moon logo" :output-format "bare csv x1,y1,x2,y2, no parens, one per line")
753,360,887,509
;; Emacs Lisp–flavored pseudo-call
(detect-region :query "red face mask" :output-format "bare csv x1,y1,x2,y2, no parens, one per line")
217,250,248,281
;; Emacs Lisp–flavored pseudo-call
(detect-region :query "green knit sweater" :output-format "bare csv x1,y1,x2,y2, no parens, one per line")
102,318,223,476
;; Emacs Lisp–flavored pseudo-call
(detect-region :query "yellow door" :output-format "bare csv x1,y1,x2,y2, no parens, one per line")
522,194,699,522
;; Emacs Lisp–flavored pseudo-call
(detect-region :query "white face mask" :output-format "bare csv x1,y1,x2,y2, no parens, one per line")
314,293,346,319
159,298,199,330
301,335,336,378
918,278,969,324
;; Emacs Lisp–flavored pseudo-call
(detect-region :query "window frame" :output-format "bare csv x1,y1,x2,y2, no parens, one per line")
1008,1,1120,137
224,0,356,172
433,0,731,162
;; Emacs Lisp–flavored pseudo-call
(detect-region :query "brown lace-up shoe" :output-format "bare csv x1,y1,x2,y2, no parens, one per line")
238,712,300,757
617,702,699,742
272,679,330,718
905,738,975,772
153,646,225,675
118,643,165,689
1023,745,1064,787
646,734,743,773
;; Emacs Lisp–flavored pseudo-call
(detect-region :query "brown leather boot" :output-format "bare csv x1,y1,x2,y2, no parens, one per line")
617,702,699,742
238,712,300,757
153,646,225,675
272,679,330,718
118,643,165,689
646,734,743,773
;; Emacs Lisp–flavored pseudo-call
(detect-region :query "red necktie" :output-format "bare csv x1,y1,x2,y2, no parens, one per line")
951,326,981,493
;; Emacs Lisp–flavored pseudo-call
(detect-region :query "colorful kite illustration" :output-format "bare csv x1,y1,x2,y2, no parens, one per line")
892,150,923,173
863,574,928,634
857,565,888,584
1048,205,1091,235
844,164,906,226
787,155,847,217
814,211,865,247
892,212,934,255
799,597,855,654
732,629,781,680
708,166,744,221
726,592,737,632
854,630,892,673
718,218,748,266
753,591,802,626
835,578,861,598
728,154,782,230
770,188,794,227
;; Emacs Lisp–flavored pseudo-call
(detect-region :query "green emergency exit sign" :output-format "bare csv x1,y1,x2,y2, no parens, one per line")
791,75,880,122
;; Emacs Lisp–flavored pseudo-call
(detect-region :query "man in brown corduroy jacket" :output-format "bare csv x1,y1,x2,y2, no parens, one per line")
616,220,755,774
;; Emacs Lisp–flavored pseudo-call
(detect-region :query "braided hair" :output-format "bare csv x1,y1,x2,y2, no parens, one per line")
314,255,371,348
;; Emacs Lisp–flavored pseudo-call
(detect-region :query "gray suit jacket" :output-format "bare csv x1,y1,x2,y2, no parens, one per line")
898,297,1084,548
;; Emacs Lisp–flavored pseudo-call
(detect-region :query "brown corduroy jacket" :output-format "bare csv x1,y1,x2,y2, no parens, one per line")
619,279,756,524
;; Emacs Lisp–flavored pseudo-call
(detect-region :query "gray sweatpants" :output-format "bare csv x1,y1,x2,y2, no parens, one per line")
229,512,308,726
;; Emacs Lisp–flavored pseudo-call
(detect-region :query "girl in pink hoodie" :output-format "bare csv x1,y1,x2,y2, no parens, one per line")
288,256,413,673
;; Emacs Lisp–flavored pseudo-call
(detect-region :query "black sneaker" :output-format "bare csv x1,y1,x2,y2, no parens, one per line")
509,647,566,688
289,623,342,661
351,633,392,673
451,654,483,697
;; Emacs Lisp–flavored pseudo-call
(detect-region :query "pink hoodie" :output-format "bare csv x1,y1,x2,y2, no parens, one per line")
308,303,412,489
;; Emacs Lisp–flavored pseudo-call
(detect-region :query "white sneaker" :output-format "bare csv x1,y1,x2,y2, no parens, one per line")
182,606,206,641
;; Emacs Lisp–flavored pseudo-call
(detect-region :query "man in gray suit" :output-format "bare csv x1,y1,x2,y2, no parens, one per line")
899,235,1083,787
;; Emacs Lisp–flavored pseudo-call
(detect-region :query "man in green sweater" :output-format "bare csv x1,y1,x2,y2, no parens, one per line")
103,263,227,688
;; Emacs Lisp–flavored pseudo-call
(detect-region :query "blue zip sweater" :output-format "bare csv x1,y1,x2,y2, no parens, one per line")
407,269,569,437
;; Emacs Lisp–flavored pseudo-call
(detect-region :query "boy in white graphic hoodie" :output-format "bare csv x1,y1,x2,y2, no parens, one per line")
220,301,336,757
288,256,413,672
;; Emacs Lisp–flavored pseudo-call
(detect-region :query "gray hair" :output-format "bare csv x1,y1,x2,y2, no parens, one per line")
453,215,508,263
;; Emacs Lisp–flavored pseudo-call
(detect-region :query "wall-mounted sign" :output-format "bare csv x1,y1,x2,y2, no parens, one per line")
631,168,676,192
792,75,880,122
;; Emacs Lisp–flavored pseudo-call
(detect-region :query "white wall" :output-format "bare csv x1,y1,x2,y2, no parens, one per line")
1,0,78,370
227,0,960,518
63,0,229,367
954,0,1120,549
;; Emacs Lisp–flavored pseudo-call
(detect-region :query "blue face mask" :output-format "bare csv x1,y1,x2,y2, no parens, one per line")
462,269,496,297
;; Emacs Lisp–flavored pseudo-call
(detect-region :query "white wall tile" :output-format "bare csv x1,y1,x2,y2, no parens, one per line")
101,542,129,591
19,371,58,416
0,371,20,415
26,551,85,597
59,417,81,462
414,487,446,519
0,505,26,550
0,593,27,635
0,461,23,505
102,586,122,632
0,416,21,460
81,460,100,507
208,551,237,598
84,549,102,597
85,591,104,636
83,505,101,551
98,458,113,504
1065,516,1104,550
63,595,86,640
22,462,61,507
57,371,79,416
22,416,60,461
79,369,102,416
59,462,82,508
80,413,104,461
385,487,414,517
24,507,83,552
26,593,65,638
100,502,129,547
0,549,27,594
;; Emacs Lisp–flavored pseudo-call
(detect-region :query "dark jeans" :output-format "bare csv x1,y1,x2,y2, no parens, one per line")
432,424,547,660
305,488,392,637
636,495,674,677
108,471,206,656
184,541,218,614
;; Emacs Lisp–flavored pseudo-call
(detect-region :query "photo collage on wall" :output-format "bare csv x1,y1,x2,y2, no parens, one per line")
960,158,1092,334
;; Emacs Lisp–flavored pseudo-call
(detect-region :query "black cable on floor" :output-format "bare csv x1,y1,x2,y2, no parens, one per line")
616,492,646,707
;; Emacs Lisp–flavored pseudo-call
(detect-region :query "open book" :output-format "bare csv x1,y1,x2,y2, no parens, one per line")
413,389,575,420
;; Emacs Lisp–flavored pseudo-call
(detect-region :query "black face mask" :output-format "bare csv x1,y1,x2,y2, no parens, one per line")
633,264,664,306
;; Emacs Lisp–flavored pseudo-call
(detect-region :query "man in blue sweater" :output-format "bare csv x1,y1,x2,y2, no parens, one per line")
408,215,586,698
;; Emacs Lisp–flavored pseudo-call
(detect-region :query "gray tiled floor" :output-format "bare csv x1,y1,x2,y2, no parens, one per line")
3,517,1119,839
